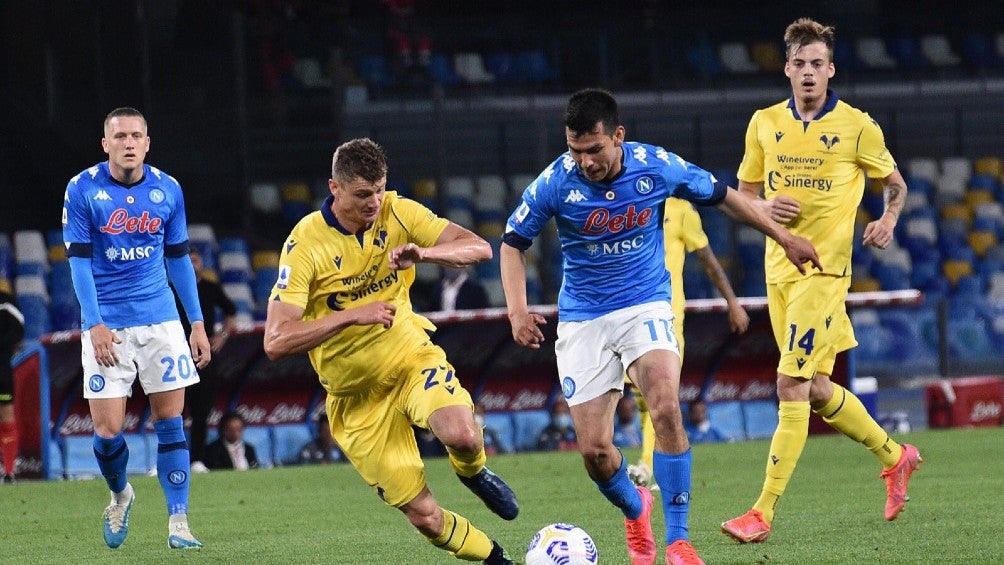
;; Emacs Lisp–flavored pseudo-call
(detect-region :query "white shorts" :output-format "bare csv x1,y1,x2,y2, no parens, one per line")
555,302,679,407
82,320,201,399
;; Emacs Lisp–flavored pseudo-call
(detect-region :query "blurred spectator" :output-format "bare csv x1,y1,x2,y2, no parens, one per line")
295,413,345,464
475,401,508,455
205,411,260,470
381,0,432,83
613,392,642,448
176,247,237,474
684,399,725,444
536,398,577,451
436,266,489,312
0,290,24,483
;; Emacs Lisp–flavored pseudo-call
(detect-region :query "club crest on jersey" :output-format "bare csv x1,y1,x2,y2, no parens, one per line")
820,134,840,150
149,188,165,204
635,176,654,195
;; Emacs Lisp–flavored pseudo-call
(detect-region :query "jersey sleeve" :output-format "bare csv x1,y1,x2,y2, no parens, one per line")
62,177,92,246
736,111,765,183
391,196,450,247
505,169,557,243
856,114,897,180
658,150,724,206
680,203,710,253
270,227,316,311
163,178,191,247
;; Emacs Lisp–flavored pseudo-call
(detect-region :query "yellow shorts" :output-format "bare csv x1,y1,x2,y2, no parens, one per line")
326,343,474,507
767,275,857,379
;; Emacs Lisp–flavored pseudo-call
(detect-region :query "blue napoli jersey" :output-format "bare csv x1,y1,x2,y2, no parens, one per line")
62,162,190,329
505,142,725,321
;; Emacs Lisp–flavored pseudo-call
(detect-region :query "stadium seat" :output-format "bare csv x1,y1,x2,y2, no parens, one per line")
706,401,745,442
947,317,993,359
251,250,280,271
251,182,281,214
242,426,274,468
987,272,1004,302
961,33,1004,67
873,262,910,291
475,175,509,210
905,216,938,244
750,41,785,72
292,57,331,88
832,38,860,71
428,53,463,85
968,231,998,258
354,55,397,87
909,257,940,288
906,157,939,184
517,50,558,82
941,156,972,185
941,202,972,223
855,36,897,69
742,400,778,440
942,259,974,286
453,53,494,83
512,410,550,452
18,294,50,339
222,282,254,316
484,52,523,83
850,276,881,293
973,156,1003,178
902,191,930,218
953,275,983,299
969,173,1002,193
920,34,962,66
686,41,725,77
964,189,995,211
253,267,279,316
718,42,759,74
887,35,929,70
412,178,437,199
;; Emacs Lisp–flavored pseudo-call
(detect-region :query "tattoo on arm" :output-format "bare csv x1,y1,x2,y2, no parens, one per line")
884,182,906,219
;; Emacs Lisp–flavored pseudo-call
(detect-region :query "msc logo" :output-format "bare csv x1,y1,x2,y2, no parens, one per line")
600,235,645,255
565,189,587,203
635,176,654,195
561,377,576,399
104,246,155,262
820,134,840,150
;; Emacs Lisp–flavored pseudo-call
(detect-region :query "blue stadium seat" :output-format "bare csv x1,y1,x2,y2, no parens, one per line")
355,55,397,87
483,412,515,454
854,323,892,363
19,294,50,339
219,237,250,255
887,36,929,70
282,200,313,226
706,401,745,442
428,54,462,85
273,423,313,465
253,267,279,314
873,262,910,291
961,32,1004,67
517,50,558,82
947,317,993,359
512,410,550,452
953,275,983,298
686,41,724,77
485,52,523,83
833,38,859,71
742,400,778,440
242,426,274,468
909,257,940,288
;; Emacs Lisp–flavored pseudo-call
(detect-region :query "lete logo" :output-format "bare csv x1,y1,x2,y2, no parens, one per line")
583,204,653,234
99,209,163,234
970,400,1001,422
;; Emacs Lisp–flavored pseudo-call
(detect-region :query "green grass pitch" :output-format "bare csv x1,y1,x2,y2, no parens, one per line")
1,427,1001,564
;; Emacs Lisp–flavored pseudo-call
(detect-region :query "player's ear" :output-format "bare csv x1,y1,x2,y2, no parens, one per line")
613,125,626,146
101,138,110,155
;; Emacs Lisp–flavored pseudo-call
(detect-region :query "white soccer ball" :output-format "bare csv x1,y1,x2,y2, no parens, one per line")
525,523,599,565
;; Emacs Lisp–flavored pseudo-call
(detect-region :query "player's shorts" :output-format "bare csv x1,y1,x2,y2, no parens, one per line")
82,320,201,399
326,342,474,508
767,275,857,379
556,301,679,407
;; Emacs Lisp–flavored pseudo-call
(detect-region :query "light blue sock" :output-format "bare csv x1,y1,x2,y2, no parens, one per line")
594,451,642,519
154,416,191,516
93,433,129,493
654,449,692,542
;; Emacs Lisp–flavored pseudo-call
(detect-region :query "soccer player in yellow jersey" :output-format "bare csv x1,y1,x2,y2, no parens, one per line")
721,18,921,545
629,199,749,483
264,138,517,564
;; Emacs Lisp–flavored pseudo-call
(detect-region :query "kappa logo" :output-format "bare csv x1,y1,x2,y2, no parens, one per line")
820,134,840,150
565,189,587,203
93,190,112,201
775,131,785,142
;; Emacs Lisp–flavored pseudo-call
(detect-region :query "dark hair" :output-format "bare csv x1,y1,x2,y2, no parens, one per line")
331,138,388,183
103,107,146,132
564,88,619,137
784,17,835,61
220,411,245,426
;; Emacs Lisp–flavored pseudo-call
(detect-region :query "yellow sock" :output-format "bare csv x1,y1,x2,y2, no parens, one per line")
815,384,902,468
638,396,655,469
448,441,487,479
753,401,810,524
427,509,493,561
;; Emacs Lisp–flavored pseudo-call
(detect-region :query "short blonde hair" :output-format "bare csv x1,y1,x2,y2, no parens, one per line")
784,17,835,61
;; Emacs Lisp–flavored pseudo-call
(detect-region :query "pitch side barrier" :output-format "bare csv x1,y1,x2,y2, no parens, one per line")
12,290,921,480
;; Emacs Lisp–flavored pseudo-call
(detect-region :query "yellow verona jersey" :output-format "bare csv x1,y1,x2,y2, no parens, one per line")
663,198,709,327
270,192,449,396
737,93,897,283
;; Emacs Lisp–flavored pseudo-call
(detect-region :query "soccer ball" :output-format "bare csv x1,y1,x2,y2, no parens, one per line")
525,523,599,565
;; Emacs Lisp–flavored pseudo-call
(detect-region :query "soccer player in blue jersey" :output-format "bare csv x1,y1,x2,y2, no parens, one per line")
720,18,919,545
63,107,210,550
500,89,820,565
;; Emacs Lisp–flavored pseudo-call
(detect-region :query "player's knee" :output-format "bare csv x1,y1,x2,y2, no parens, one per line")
578,441,615,468
438,424,482,454
403,505,442,536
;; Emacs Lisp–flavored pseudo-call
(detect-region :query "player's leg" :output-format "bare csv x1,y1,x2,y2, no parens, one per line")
400,488,513,564
139,321,202,549
83,327,136,548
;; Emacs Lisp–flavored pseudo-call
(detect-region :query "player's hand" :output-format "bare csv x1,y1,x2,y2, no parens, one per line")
189,322,212,369
767,195,800,224
509,311,547,349
388,243,424,270
90,324,122,368
862,214,896,249
728,302,750,334
352,301,397,329
781,233,822,275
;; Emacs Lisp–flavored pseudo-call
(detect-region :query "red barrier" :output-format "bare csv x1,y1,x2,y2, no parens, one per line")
926,376,1004,428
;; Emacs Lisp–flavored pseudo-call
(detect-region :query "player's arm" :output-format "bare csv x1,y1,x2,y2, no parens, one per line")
715,188,821,274
693,246,749,333
862,169,908,250
263,299,395,360
500,242,546,349
737,180,800,225
388,223,492,270
166,247,211,369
